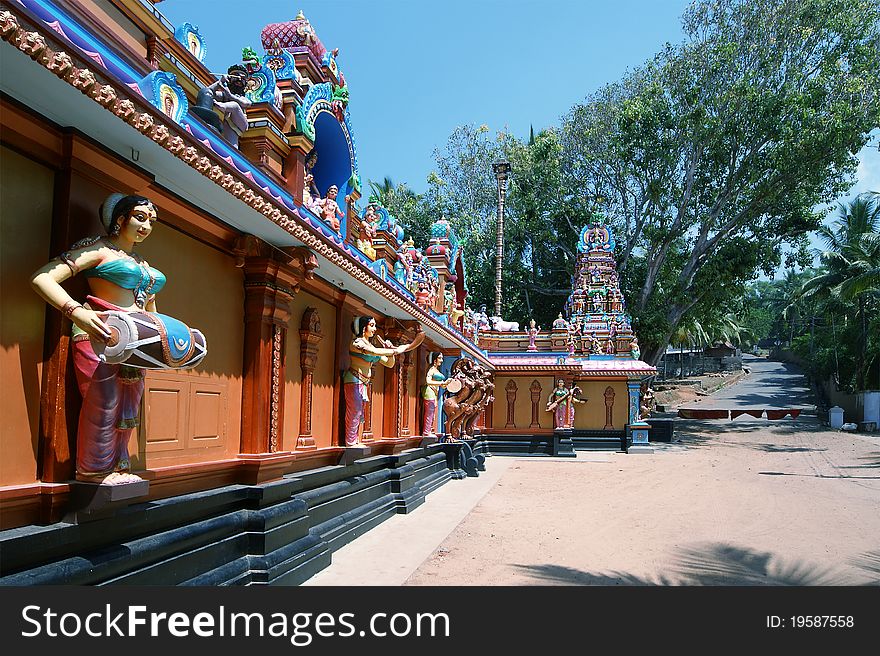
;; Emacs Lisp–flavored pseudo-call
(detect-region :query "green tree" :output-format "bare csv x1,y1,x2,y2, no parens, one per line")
560,0,880,364
799,194,880,389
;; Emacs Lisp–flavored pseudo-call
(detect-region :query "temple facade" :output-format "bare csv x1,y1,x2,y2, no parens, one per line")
0,1,653,585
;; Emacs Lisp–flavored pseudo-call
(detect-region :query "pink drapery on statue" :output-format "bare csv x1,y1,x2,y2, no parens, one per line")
72,338,145,476
343,380,369,446
423,398,437,436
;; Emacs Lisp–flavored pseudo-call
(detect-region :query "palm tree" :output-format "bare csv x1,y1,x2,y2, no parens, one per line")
800,194,880,390
367,176,396,206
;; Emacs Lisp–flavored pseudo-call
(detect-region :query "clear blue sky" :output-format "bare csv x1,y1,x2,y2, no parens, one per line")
160,0,878,235
160,0,693,192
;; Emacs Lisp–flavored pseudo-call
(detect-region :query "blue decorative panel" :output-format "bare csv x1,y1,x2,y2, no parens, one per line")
137,71,188,124
174,22,207,62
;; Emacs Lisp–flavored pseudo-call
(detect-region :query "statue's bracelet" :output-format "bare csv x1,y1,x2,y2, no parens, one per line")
61,301,83,318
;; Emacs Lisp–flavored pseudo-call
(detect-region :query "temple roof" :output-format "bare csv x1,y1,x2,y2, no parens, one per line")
261,11,327,61
488,354,656,376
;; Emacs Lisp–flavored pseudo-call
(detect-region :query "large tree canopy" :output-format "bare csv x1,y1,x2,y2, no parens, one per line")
561,0,880,363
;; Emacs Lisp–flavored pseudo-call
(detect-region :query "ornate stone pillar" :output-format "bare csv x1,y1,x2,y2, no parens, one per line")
235,235,318,454
380,320,418,440
400,351,413,437
504,379,518,429
529,380,542,429
604,386,616,430
297,307,323,450
627,381,641,426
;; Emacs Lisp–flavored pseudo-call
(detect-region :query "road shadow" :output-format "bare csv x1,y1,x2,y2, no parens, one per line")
514,542,871,586
849,550,880,584
665,417,831,451
840,453,880,470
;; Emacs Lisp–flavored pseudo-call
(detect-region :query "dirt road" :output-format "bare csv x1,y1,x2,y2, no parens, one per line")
405,359,880,586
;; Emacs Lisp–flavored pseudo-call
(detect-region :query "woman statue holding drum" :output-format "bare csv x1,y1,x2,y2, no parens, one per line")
344,316,424,447
421,352,449,436
31,193,203,484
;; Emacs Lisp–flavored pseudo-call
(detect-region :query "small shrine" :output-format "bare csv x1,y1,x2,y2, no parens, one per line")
478,223,656,453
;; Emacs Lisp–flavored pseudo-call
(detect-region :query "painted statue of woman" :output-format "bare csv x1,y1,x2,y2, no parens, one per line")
344,316,424,446
422,351,449,436
30,194,163,484
546,379,572,429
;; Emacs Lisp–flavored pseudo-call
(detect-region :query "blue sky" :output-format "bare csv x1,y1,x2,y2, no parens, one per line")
160,0,878,235
161,0,693,192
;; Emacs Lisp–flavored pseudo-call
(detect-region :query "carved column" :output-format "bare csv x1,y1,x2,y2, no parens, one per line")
529,380,542,429
627,381,641,426
297,307,323,450
146,36,168,70
283,135,313,204
236,236,318,454
380,320,418,440
400,351,413,437
504,379,518,429
604,386,616,430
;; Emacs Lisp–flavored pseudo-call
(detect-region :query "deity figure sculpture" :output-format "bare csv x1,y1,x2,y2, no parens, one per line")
422,352,449,436
588,331,602,354
415,280,432,310
203,64,252,148
527,318,538,351
605,336,616,355
344,316,424,446
552,313,569,330
545,380,586,429
30,194,206,484
317,185,345,232
449,301,465,328
443,283,456,316
630,337,641,360
302,173,321,213
592,292,604,313
356,205,378,259
639,385,656,420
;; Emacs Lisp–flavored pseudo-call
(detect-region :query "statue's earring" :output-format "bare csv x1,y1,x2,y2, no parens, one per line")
111,220,121,237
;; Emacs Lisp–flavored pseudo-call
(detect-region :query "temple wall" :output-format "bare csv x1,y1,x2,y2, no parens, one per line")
136,226,244,467
572,381,629,430
492,376,555,431
491,376,629,431
0,147,54,486
283,292,338,451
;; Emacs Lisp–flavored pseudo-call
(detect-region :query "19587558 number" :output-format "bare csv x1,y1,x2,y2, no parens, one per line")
767,616,854,628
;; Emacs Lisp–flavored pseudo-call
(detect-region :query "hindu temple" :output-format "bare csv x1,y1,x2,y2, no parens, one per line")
0,1,655,585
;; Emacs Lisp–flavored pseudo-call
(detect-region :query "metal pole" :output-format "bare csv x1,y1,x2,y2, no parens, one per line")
492,161,511,318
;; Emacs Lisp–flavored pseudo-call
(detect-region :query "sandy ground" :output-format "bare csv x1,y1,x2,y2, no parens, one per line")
404,359,880,586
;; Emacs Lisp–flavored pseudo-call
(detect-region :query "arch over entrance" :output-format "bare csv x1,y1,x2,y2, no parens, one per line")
296,82,359,237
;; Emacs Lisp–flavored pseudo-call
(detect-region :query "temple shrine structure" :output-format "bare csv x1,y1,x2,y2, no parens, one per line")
479,224,657,454
0,1,654,585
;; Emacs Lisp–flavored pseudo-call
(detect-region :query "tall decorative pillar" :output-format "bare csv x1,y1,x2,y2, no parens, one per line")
297,307,323,450
627,380,652,450
235,235,318,454
504,379,518,429
627,381,641,427
400,351,413,437
381,320,418,440
604,386,616,430
529,380,542,429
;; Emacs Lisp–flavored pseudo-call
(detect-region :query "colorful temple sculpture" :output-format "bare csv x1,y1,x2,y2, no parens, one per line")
0,2,654,586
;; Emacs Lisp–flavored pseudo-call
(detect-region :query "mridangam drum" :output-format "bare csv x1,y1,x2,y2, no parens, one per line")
445,378,463,394
92,310,207,369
